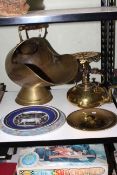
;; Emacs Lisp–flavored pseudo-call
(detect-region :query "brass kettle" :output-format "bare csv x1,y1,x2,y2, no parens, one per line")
67,52,117,108
5,25,78,105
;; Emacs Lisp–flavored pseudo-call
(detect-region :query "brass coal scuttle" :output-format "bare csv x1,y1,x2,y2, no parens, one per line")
5,24,78,105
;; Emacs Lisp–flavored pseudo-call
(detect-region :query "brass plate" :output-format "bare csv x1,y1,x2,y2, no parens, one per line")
67,108,117,131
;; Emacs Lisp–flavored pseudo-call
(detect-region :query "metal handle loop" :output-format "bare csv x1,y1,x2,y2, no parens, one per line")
18,24,49,42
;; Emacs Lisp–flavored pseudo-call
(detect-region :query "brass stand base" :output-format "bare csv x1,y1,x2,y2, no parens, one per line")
15,86,53,106
67,84,110,108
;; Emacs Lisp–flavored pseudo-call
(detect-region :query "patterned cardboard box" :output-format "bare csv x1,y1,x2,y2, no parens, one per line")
17,144,108,175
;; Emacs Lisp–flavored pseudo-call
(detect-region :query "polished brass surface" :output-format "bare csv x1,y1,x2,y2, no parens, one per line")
67,51,113,108
6,37,78,85
67,108,117,131
67,84,110,108
5,26,78,105
15,86,52,105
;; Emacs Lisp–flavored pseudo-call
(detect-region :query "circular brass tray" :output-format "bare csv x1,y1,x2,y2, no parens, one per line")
67,108,117,131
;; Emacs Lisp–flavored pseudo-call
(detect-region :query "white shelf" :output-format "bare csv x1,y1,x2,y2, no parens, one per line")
0,88,117,144
0,7,117,26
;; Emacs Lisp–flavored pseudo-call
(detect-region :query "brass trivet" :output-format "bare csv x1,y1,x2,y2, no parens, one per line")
72,51,101,63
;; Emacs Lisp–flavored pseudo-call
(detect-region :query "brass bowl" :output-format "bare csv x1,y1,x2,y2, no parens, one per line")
67,108,117,131
7,37,78,85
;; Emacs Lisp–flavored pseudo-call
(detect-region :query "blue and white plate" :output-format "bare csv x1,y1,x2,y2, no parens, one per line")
1,106,66,136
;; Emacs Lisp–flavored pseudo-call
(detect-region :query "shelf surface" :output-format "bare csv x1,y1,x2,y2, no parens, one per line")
0,88,117,145
0,7,117,26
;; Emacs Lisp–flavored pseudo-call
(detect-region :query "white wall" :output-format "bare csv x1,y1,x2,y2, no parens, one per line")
0,0,116,91
44,0,100,9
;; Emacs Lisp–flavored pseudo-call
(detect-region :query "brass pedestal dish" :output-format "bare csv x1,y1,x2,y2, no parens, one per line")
5,25,78,105
67,52,113,108
67,108,117,131
67,52,117,131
